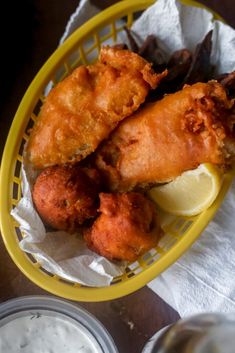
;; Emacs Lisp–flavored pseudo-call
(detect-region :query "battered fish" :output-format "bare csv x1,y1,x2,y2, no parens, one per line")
26,46,166,169
96,81,235,191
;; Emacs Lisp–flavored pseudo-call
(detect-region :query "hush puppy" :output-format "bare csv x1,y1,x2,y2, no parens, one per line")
84,192,162,262
32,165,101,232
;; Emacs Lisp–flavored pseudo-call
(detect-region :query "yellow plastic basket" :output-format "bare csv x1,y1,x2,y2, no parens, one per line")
0,0,233,302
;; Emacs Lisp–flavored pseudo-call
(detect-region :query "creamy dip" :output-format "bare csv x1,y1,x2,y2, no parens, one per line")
0,313,102,353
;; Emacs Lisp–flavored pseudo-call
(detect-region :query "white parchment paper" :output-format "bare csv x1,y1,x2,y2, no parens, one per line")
11,0,235,289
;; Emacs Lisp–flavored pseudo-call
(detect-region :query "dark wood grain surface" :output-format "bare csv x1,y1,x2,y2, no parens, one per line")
0,1,234,352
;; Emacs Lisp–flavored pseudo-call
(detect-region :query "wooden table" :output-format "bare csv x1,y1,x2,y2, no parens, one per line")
0,1,234,352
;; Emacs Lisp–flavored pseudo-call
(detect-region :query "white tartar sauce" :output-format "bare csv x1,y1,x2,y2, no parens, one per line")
0,313,102,353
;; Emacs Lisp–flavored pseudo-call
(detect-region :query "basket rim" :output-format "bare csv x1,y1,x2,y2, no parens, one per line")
0,0,229,302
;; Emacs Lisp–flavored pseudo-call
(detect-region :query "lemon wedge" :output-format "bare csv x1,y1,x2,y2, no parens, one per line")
148,164,223,216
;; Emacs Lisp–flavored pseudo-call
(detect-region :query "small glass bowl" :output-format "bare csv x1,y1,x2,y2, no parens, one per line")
0,295,118,353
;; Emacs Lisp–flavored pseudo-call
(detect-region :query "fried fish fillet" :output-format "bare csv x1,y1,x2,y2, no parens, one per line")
26,46,166,169
96,81,235,191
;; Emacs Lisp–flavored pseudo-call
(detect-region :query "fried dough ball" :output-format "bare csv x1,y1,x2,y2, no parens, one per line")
32,165,101,232
84,192,162,262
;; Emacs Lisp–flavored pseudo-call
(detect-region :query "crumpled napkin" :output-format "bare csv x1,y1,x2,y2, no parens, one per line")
60,0,235,316
148,180,235,316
